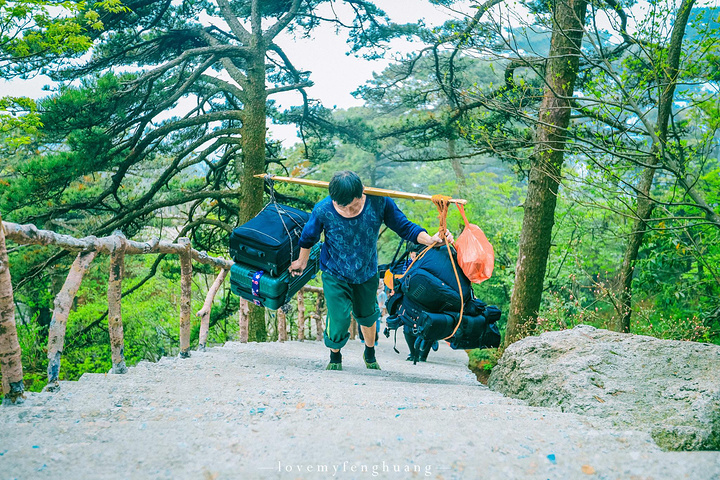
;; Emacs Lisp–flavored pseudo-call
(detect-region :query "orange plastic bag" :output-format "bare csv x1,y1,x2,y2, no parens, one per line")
455,204,494,284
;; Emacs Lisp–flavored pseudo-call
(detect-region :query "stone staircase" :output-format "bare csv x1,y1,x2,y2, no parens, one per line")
2,339,719,479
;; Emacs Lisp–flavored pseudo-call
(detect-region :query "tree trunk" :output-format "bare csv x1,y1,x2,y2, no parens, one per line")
46,251,97,390
504,0,588,347
448,138,466,188
238,35,268,343
0,214,24,403
178,237,192,357
614,0,695,332
108,231,128,374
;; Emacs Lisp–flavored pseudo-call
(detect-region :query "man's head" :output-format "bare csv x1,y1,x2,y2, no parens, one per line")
329,171,363,207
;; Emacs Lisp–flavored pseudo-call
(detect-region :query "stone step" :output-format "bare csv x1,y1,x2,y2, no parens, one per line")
1,338,719,479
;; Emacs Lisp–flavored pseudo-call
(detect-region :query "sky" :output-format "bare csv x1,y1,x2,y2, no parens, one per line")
3,0,714,145
255,0,471,145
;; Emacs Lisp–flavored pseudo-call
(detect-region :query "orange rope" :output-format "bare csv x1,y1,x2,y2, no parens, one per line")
431,195,465,340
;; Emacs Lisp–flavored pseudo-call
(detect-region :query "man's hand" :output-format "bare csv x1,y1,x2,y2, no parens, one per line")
289,258,307,277
419,230,454,246
289,247,312,277
429,230,454,245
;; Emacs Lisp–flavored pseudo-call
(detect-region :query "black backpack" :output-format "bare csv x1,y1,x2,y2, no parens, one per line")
401,246,472,313
381,241,502,355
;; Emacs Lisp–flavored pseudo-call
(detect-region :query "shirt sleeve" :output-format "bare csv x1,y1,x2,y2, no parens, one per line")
383,197,426,243
298,204,323,248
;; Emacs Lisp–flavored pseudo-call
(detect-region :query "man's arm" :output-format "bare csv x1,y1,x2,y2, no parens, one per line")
290,204,323,276
383,198,426,241
383,198,454,245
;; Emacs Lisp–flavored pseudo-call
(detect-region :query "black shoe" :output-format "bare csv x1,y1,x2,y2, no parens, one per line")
363,346,381,370
326,361,342,371
327,350,342,370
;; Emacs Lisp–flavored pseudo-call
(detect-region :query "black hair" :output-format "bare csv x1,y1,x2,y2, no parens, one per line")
329,171,363,206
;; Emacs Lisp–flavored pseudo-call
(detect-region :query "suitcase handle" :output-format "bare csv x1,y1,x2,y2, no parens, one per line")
240,245,266,258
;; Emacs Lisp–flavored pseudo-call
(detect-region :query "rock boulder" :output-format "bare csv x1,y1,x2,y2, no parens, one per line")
488,325,720,451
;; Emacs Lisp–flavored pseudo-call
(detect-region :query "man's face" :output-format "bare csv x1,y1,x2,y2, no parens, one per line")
333,195,364,218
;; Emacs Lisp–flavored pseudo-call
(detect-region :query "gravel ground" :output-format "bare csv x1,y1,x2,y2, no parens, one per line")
1,337,719,480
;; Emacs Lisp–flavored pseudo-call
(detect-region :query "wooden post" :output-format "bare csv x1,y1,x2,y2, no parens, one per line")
315,293,325,342
46,251,97,391
350,316,357,340
196,269,228,351
297,291,305,341
0,214,24,404
277,307,287,342
238,298,249,343
107,231,128,374
178,237,192,358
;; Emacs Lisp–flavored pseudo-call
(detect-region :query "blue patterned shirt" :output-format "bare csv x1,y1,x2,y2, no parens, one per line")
298,195,426,284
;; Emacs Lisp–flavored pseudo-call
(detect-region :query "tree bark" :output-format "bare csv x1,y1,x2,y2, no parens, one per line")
504,0,588,347
449,138,466,188
178,237,192,357
350,316,358,340
297,290,305,341
108,231,128,374
2,221,233,269
237,9,269,343
46,251,97,390
0,214,24,403
238,298,249,343
614,0,696,332
315,293,325,341
197,269,228,351
277,308,287,342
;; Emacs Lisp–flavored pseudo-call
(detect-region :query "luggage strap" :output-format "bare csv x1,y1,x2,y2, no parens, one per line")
251,270,265,306
264,176,306,268
389,195,465,341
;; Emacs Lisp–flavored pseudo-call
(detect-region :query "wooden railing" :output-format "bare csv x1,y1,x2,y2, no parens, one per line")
0,215,325,404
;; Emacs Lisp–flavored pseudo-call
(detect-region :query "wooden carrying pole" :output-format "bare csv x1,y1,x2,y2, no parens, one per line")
254,175,467,205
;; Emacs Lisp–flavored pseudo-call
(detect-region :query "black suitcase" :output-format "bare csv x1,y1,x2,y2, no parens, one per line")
229,203,309,276
229,243,321,310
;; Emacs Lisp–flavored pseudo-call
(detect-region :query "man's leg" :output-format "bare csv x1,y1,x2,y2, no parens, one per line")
359,324,376,347
322,273,354,370
352,275,381,369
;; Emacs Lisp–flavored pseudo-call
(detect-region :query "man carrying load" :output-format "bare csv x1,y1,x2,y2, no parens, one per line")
289,171,452,371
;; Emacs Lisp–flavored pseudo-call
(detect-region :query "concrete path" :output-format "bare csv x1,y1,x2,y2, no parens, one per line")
1,338,719,479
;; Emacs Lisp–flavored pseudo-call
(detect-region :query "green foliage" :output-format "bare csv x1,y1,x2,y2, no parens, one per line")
2,0,719,395
466,348,501,384
0,0,92,78
0,96,42,153
1,253,240,396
